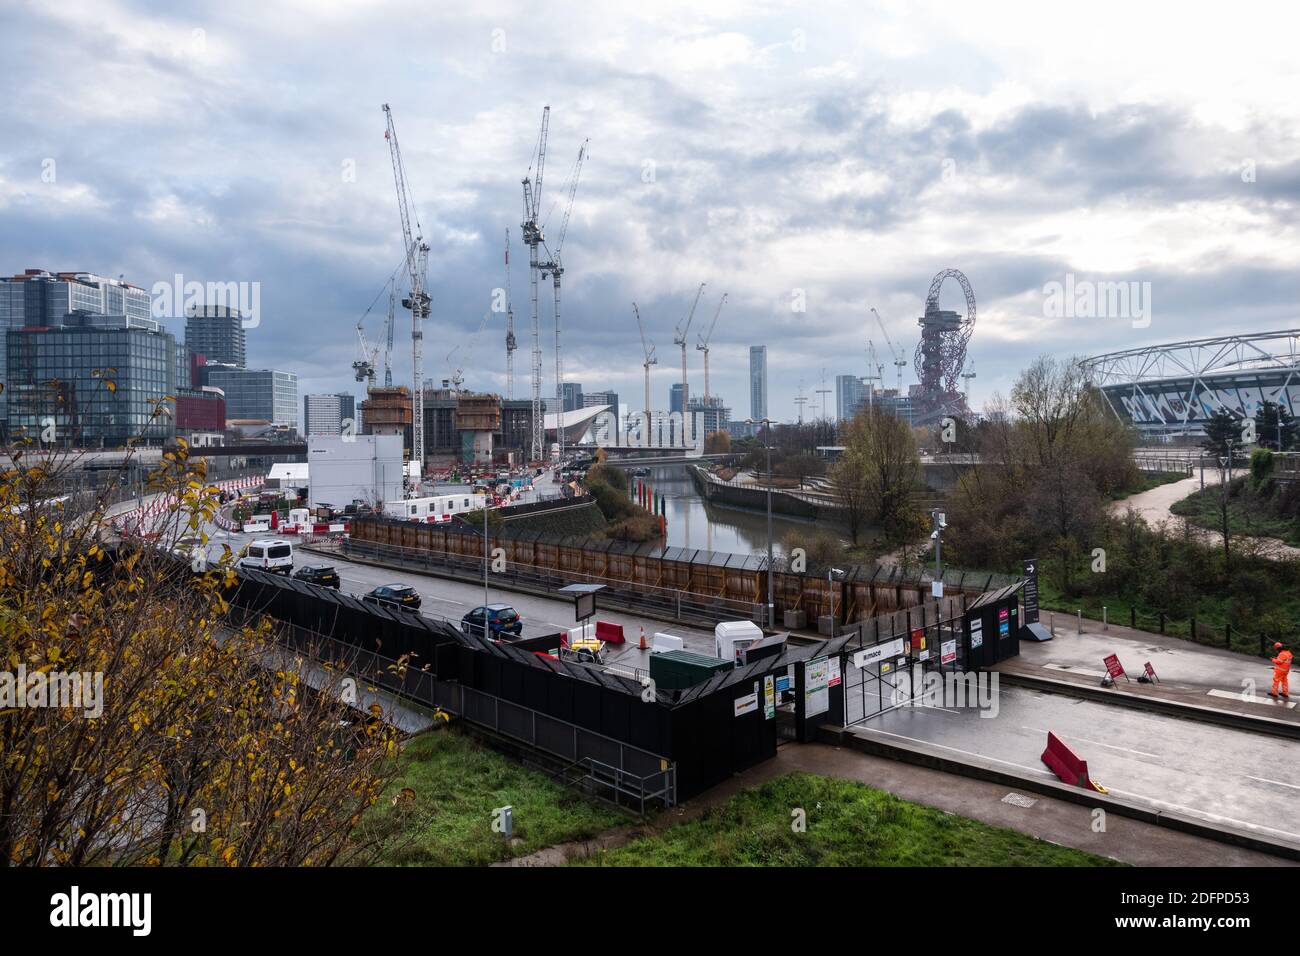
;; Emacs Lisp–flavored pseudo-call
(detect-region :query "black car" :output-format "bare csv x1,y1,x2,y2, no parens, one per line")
292,564,340,589
461,603,524,637
362,583,422,611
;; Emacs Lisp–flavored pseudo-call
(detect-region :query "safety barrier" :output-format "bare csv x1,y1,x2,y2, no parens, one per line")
1040,731,1107,792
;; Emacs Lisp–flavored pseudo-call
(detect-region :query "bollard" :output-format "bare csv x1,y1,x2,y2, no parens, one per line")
1103,606,1109,630
1077,609,1082,634
1159,612,1165,634
1226,621,1232,650
1050,612,1056,637
1130,607,1136,629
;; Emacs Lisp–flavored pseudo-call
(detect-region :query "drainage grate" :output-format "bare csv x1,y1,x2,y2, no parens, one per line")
1001,792,1037,808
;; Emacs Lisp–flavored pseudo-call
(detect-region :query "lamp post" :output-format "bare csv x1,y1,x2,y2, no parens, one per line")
746,417,775,629
930,508,946,596
482,492,490,640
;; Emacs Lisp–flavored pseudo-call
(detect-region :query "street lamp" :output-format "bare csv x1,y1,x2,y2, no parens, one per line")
746,417,775,629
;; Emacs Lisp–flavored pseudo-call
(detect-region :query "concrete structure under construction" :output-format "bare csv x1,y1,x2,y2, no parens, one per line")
454,392,501,466
361,386,413,459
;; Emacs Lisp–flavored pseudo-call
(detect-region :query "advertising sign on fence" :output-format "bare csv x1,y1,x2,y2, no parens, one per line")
852,637,906,670
941,640,957,664
970,618,984,649
734,689,759,717
828,657,842,688
805,657,830,718
764,675,776,719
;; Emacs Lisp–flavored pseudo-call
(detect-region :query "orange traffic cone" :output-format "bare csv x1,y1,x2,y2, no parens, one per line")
638,626,648,651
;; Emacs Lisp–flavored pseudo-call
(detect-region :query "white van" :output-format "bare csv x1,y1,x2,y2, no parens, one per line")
236,538,294,574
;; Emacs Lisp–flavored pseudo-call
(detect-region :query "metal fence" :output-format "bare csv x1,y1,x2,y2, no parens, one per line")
243,607,678,811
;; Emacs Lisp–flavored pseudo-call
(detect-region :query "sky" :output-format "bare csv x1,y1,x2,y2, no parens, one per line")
3,0,1299,424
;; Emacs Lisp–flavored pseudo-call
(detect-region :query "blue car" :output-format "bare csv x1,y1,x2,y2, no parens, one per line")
461,603,523,637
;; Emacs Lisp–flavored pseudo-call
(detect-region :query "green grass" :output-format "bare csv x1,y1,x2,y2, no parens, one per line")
1170,484,1300,546
355,728,625,866
576,772,1121,867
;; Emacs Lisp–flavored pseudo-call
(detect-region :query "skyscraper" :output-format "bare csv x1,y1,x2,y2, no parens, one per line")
303,393,356,437
669,383,686,414
185,305,246,368
836,374,868,422
749,345,768,420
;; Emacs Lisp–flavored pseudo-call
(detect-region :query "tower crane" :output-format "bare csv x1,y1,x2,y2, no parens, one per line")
864,340,884,407
521,107,550,462
539,139,587,463
351,262,403,389
503,228,516,399
695,292,727,402
870,307,909,394
633,302,657,427
673,282,706,410
383,103,431,465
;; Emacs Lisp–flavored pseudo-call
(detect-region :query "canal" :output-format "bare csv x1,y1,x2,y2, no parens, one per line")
632,464,826,557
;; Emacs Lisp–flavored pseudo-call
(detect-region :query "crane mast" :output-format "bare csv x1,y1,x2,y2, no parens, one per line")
633,302,657,429
870,306,908,394
673,282,705,411
521,107,549,462
504,228,516,399
383,103,430,466
538,139,587,464
696,292,726,402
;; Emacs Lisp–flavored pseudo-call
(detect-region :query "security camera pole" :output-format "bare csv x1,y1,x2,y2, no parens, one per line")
930,509,946,598
746,417,775,628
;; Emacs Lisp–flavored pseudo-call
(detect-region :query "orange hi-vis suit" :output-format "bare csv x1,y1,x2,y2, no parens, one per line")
1272,646,1292,698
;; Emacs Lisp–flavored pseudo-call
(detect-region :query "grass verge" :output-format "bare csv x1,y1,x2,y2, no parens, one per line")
355,727,625,866
577,772,1121,867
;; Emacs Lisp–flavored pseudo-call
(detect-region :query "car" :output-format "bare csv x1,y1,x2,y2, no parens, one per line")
461,603,524,637
292,564,340,589
235,538,294,574
362,583,421,611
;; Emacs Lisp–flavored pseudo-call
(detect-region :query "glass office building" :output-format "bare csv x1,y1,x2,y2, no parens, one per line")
749,345,768,420
5,313,178,447
205,367,297,427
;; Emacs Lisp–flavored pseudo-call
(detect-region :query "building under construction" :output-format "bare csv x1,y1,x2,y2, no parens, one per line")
360,386,414,457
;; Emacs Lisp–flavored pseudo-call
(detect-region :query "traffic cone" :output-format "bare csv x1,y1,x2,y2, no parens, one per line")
638,626,648,650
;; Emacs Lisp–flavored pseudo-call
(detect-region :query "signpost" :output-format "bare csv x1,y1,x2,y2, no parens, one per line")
1022,559,1040,624
1103,653,1130,683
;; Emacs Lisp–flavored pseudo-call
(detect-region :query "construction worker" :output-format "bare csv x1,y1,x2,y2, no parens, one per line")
1269,642,1292,699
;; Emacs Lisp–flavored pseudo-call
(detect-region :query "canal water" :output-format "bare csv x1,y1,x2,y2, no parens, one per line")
633,464,822,557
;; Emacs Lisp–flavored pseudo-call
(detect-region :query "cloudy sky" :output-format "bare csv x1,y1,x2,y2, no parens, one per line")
3,0,1299,423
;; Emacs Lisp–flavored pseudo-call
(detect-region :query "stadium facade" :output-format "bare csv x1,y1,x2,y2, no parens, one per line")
1081,330,1300,440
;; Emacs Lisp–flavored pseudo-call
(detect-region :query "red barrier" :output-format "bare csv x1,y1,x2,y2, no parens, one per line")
595,620,625,645
1040,731,1107,793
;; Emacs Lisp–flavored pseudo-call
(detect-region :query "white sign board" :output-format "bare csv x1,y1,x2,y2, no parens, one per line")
805,657,830,718
941,640,957,664
734,690,759,717
852,637,906,670
931,580,944,598
763,675,775,719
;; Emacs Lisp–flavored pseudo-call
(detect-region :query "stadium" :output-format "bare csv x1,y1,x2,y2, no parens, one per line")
1081,330,1300,440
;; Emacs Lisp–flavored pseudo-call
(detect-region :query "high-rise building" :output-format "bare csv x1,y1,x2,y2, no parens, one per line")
0,270,152,431
185,305,246,368
5,313,180,447
205,367,297,427
582,390,618,415
669,383,686,415
687,395,730,438
749,345,768,420
562,382,584,412
303,393,356,437
836,374,871,423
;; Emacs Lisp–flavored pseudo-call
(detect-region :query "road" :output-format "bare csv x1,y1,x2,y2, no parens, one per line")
857,683,1300,848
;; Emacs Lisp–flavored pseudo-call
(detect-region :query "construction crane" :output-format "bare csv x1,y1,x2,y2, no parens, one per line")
633,302,657,426
673,282,706,410
383,103,431,465
539,138,588,463
503,228,516,399
695,292,727,402
870,307,909,394
351,263,403,388
864,340,884,407
446,311,493,393
521,107,550,462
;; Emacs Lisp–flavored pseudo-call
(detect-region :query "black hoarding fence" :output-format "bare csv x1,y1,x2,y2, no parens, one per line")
226,568,775,804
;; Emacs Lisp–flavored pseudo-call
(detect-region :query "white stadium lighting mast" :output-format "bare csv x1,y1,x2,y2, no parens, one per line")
382,103,431,466
696,292,727,402
504,228,516,399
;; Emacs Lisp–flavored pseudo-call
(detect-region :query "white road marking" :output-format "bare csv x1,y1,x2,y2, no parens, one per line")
1044,662,1107,679
854,728,1056,779
1207,688,1296,709
1020,726,1160,759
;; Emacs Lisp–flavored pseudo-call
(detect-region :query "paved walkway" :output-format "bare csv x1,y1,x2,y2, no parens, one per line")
1004,616,1298,720
1109,468,1300,559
